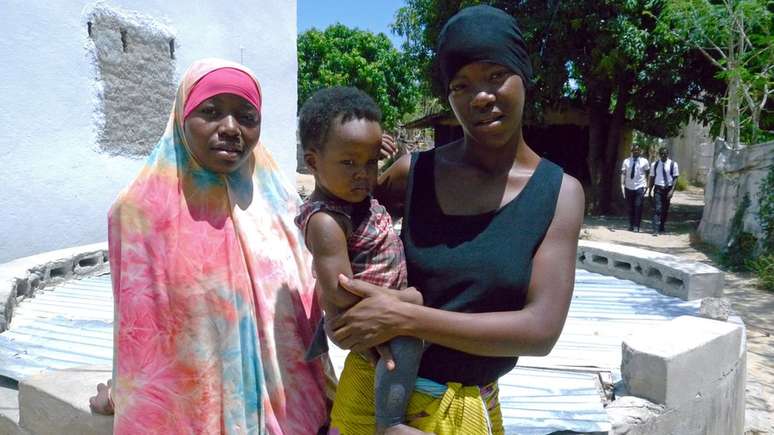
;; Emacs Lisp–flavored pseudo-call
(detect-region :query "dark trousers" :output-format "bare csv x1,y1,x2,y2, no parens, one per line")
625,188,645,229
653,185,672,231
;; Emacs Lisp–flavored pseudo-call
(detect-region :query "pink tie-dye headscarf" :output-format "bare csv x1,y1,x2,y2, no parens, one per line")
183,67,262,119
108,58,332,434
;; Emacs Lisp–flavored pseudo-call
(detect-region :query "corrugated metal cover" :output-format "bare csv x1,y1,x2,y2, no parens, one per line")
0,269,700,434
0,275,113,380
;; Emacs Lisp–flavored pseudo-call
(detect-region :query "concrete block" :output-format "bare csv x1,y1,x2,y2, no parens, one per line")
622,315,743,408
43,259,73,287
11,278,29,300
72,252,106,277
0,378,27,435
0,243,108,333
607,395,665,434
699,297,732,321
0,285,16,333
577,241,724,300
18,366,113,435
610,350,745,435
0,243,108,278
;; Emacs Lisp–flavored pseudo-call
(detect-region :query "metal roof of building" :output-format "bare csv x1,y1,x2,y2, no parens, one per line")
0,269,700,434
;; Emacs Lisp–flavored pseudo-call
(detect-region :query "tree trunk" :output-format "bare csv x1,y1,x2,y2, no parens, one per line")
586,83,613,213
599,81,632,214
585,78,633,214
725,0,742,149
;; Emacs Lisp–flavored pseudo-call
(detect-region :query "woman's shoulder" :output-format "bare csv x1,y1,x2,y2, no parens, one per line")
553,172,585,227
382,154,413,181
380,147,439,181
374,152,418,215
558,172,584,199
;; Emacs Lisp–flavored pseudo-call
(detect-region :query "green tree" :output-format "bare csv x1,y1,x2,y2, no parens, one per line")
298,24,422,130
393,0,717,213
658,0,774,147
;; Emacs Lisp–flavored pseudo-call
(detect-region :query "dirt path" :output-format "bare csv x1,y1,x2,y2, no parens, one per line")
583,187,773,434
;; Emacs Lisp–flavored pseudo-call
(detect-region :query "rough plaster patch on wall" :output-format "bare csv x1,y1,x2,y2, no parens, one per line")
85,4,176,157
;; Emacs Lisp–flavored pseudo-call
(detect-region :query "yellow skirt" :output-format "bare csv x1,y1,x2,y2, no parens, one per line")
329,352,504,434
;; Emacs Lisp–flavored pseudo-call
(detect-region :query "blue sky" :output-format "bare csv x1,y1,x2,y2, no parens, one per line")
298,0,407,48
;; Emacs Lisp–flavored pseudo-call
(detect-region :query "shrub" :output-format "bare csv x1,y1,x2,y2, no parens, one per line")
674,176,689,192
752,164,774,289
758,165,774,254
720,194,754,272
749,254,774,291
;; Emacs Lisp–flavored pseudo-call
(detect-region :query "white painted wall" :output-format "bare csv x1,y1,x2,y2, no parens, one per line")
699,140,774,249
0,1,298,263
665,118,713,185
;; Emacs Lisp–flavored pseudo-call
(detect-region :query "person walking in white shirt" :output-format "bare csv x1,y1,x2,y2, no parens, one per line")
620,146,650,232
648,147,680,235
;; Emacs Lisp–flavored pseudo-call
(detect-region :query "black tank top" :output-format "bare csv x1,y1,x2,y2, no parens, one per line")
401,149,563,385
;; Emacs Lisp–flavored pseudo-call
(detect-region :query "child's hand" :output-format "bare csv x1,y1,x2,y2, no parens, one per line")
376,344,395,371
380,134,398,159
399,286,423,306
359,345,395,371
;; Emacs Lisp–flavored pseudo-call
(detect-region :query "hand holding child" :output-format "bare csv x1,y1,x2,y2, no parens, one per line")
331,275,419,352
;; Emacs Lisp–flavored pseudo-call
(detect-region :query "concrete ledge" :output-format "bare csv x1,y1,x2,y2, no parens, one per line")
610,315,746,435
18,366,113,435
0,243,108,332
577,240,724,300
622,316,743,407
0,378,29,435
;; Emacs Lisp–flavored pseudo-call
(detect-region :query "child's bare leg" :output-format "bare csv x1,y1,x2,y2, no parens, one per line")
374,336,423,434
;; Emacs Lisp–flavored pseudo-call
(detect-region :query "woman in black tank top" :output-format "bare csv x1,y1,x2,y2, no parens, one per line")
328,6,585,434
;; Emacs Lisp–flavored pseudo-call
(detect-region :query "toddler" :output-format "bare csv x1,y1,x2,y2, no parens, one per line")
296,86,425,434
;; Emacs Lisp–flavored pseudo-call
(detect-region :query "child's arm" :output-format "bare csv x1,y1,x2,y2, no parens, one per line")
306,210,397,368
305,211,360,314
305,210,421,309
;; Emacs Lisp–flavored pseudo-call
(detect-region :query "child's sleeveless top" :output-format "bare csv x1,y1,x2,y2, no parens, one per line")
296,197,408,290
401,149,563,386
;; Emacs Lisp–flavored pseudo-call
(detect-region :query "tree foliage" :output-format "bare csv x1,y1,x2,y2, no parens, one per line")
298,24,422,130
393,0,717,212
658,0,774,146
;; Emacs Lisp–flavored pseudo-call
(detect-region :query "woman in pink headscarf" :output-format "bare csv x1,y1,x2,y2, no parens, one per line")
90,58,332,434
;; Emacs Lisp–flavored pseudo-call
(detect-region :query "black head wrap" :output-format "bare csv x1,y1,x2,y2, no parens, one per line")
437,5,533,92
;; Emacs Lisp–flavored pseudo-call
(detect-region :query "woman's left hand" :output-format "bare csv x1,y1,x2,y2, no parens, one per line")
380,134,399,159
330,275,409,352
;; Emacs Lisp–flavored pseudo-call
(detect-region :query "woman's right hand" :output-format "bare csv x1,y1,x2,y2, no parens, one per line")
89,379,114,415
399,286,423,306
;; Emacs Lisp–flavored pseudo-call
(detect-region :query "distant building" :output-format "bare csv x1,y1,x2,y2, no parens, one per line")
402,108,593,185
0,1,298,262
404,108,719,190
